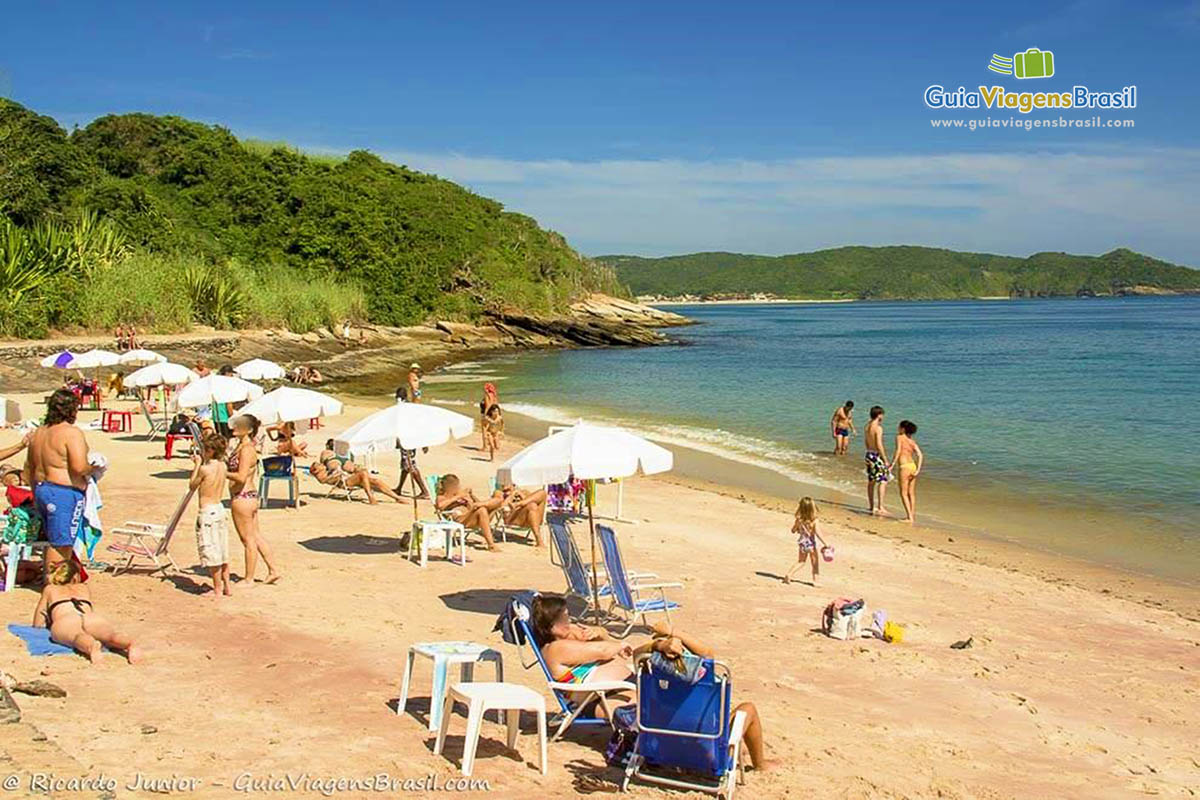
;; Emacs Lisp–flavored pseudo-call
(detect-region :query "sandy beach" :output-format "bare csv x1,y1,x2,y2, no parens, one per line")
1,392,1197,799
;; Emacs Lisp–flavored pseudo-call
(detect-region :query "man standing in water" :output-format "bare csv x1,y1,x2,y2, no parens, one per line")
25,390,93,572
407,363,423,403
830,400,855,455
864,405,891,516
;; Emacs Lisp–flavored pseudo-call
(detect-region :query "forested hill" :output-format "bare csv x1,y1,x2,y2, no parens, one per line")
0,98,624,334
601,247,1200,300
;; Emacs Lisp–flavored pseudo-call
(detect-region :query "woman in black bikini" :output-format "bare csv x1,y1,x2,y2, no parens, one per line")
32,560,142,663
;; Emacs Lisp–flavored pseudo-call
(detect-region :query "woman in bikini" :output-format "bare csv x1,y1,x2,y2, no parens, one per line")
32,559,142,663
493,483,547,546
892,419,925,524
267,421,308,458
226,414,281,585
310,443,406,504
530,594,770,769
434,474,504,550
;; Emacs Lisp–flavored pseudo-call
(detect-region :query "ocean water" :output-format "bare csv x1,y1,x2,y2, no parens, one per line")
423,297,1200,581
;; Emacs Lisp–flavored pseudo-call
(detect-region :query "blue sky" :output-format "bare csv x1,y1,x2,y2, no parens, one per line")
3,0,1199,263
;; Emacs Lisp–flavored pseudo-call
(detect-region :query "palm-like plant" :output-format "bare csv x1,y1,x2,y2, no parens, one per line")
0,218,54,304
184,262,247,327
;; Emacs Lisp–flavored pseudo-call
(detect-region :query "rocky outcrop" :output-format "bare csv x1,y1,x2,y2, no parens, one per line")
0,296,692,390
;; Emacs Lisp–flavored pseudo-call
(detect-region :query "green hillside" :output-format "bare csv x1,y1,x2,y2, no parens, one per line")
601,246,1200,300
0,98,623,337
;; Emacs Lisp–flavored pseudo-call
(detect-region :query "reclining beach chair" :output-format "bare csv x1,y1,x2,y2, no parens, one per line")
548,515,614,618
597,524,681,637
107,489,195,576
503,597,634,742
139,397,167,441
617,654,747,799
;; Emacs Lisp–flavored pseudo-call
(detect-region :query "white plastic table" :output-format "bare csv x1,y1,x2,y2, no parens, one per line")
406,520,466,567
398,641,504,731
434,681,547,777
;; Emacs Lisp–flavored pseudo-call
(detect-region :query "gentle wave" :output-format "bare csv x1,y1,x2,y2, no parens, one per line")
503,401,856,493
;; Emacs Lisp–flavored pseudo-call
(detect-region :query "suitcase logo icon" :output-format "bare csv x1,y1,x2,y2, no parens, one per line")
988,48,1055,79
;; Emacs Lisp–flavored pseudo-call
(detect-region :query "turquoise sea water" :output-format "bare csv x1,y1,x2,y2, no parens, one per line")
427,297,1200,580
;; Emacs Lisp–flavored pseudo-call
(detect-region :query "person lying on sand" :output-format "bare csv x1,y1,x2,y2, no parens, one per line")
493,483,546,546
434,474,503,550
32,559,143,664
530,594,770,771
312,442,406,505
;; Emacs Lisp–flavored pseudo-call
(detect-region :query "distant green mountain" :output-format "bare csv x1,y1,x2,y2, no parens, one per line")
600,246,1200,300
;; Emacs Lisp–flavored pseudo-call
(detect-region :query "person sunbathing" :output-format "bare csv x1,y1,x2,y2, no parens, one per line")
32,559,143,664
310,446,405,505
493,483,546,546
267,421,308,458
530,594,770,770
434,474,503,550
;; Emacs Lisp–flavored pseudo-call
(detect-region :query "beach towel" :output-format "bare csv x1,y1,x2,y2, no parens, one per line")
7,624,75,656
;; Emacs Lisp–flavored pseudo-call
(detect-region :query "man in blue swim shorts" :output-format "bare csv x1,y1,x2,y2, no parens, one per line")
26,389,94,573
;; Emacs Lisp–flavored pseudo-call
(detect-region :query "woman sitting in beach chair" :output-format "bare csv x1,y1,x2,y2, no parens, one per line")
267,421,308,458
310,445,405,505
434,474,504,551
530,593,768,769
493,483,547,546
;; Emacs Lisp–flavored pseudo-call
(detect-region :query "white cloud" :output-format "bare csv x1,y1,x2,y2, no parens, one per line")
330,144,1200,264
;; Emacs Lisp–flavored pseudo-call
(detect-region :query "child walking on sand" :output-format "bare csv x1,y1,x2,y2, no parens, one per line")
190,431,233,598
785,497,829,586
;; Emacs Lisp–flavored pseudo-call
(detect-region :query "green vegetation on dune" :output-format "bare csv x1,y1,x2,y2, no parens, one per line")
0,98,623,338
602,246,1200,300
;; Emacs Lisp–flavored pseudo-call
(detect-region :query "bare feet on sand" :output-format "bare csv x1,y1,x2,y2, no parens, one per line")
87,642,103,663
265,572,282,585
126,645,144,664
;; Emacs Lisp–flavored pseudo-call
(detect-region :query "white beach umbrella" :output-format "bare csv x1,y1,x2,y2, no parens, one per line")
334,403,474,520
70,349,122,369
124,361,198,388
235,358,287,381
237,386,343,425
333,403,474,455
40,351,76,369
496,421,673,486
175,374,264,409
496,421,674,618
118,348,167,366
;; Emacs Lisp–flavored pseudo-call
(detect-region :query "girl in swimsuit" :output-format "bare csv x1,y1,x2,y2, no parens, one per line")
227,414,281,586
893,420,925,524
784,496,829,586
32,559,142,663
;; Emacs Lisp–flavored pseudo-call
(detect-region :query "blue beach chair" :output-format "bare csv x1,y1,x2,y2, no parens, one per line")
617,654,747,798
259,455,296,508
547,515,614,618
504,599,634,741
597,524,681,637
